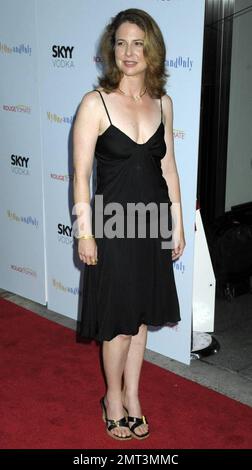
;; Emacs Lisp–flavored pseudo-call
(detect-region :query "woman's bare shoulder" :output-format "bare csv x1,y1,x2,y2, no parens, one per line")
79,89,101,106
162,93,173,108
161,94,174,124
76,89,104,121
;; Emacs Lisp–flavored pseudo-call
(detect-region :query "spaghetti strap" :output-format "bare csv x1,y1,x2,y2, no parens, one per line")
95,89,112,125
160,96,163,123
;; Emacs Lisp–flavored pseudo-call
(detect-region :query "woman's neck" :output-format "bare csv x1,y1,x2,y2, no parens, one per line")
118,75,146,97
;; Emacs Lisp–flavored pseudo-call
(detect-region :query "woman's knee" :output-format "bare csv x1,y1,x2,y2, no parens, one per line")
116,333,132,341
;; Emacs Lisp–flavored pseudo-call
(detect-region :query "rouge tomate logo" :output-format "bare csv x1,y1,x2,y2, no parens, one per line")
50,173,73,182
3,104,31,113
10,265,37,277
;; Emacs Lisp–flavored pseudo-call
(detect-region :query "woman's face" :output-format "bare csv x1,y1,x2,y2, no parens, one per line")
114,21,147,77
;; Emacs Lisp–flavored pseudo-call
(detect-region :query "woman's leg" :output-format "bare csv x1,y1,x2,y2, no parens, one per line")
102,334,132,438
122,324,149,436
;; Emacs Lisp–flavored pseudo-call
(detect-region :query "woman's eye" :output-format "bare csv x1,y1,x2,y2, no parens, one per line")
116,41,143,47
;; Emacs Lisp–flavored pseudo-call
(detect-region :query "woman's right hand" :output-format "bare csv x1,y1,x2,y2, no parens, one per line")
78,238,98,265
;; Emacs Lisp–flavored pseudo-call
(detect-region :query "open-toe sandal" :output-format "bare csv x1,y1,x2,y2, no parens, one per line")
100,397,132,441
123,405,150,440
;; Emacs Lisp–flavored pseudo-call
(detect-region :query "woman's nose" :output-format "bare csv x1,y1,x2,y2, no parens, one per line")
125,44,133,56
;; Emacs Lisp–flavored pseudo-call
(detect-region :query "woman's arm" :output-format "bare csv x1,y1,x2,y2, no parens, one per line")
161,95,186,259
72,91,101,264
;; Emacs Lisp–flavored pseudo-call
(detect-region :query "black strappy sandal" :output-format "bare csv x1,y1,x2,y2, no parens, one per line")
123,405,150,440
100,397,132,441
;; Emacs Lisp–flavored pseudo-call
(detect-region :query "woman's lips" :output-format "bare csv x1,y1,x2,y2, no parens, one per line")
123,61,137,67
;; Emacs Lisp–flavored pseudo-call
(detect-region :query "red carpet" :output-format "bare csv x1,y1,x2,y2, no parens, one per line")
0,297,252,449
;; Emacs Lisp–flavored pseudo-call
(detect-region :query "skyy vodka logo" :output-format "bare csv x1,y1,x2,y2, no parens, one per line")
52,45,75,68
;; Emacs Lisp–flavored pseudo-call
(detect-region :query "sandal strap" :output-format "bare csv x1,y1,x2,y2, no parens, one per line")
128,415,148,432
106,415,129,432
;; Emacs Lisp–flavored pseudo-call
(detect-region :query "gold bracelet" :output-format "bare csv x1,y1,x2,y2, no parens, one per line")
76,234,94,240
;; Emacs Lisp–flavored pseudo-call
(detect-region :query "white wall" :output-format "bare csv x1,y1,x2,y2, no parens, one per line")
225,0,252,210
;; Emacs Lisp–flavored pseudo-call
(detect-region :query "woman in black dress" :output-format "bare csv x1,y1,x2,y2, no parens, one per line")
73,9,185,441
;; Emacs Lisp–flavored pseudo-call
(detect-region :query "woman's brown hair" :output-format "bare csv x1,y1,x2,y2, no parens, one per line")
97,8,168,98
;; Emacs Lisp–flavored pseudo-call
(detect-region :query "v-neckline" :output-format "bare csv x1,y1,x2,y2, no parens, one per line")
98,122,164,146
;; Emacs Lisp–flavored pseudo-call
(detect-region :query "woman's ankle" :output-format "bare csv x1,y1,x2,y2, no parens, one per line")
122,385,138,395
122,389,139,403
106,390,123,404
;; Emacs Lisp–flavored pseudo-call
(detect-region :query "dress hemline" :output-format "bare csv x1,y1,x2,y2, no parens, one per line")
79,317,181,343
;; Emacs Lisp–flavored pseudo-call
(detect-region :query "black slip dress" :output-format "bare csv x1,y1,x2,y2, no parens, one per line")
79,90,180,342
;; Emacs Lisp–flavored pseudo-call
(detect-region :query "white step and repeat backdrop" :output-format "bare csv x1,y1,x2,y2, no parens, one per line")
0,0,46,304
0,0,205,364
